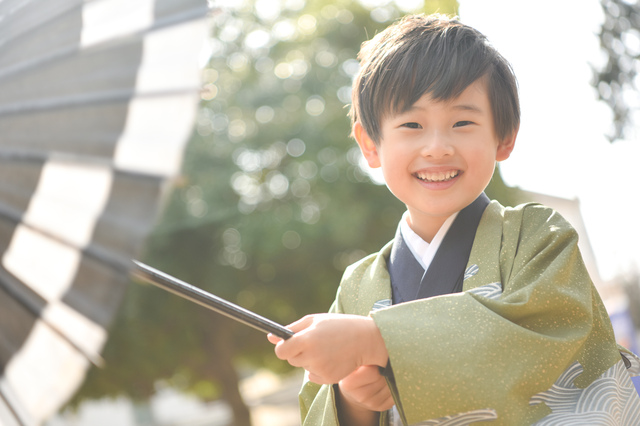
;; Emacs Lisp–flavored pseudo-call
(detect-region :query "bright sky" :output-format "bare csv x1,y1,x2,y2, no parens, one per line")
458,0,640,281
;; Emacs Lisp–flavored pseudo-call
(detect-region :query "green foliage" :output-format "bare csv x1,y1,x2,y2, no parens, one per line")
486,165,526,208
593,0,640,142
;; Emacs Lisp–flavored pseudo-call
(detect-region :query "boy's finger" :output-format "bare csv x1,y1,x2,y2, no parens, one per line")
273,338,302,361
286,314,315,333
267,333,282,345
307,372,331,385
347,365,381,383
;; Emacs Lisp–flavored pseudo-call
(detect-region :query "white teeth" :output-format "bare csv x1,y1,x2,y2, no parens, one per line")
416,170,459,182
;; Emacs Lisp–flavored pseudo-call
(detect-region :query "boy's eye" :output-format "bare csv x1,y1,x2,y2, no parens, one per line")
453,121,473,128
401,122,422,129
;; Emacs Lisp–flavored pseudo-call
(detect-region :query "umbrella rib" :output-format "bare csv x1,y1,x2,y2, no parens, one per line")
0,87,200,117
0,0,83,55
0,267,106,369
0,147,112,165
0,148,173,181
0,200,132,272
0,202,131,367
0,3,209,83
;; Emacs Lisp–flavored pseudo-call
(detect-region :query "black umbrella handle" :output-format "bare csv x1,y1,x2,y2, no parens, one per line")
131,260,294,340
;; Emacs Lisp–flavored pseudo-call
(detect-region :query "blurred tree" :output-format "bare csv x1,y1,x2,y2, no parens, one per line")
593,0,640,142
69,0,525,424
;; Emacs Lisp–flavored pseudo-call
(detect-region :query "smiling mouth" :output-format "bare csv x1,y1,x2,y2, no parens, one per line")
415,170,460,182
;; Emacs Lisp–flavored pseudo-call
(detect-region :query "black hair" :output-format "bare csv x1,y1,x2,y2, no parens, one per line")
350,14,520,144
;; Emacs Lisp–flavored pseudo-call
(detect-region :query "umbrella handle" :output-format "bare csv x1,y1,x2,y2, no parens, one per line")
130,260,294,340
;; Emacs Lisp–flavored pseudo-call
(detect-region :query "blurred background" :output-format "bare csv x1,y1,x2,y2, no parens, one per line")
48,0,640,424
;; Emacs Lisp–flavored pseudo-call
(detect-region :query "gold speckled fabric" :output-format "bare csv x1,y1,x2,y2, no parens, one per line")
299,201,623,425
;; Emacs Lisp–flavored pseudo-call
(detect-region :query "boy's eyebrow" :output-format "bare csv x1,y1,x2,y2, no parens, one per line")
401,102,484,114
450,103,483,113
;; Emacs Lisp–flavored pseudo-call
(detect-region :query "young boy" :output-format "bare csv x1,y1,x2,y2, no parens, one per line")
269,14,640,425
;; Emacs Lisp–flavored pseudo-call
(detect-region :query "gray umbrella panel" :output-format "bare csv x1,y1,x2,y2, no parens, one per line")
0,0,209,424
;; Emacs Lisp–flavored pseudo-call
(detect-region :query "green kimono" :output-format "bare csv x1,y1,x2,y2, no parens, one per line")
299,201,640,425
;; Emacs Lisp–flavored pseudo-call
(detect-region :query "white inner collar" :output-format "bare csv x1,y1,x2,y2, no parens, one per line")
399,211,459,271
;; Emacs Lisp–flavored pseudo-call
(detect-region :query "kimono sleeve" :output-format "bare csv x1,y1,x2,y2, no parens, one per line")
298,289,342,426
370,204,620,425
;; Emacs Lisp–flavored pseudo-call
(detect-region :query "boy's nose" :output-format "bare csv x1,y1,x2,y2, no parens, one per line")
419,132,455,158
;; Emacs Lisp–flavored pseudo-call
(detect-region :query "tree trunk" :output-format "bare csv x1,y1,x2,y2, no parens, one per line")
201,313,252,426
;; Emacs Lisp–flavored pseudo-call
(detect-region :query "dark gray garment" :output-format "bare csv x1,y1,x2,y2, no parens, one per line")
387,193,490,304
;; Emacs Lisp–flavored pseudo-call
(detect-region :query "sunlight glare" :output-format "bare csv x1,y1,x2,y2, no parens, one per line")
255,0,281,21
394,0,424,12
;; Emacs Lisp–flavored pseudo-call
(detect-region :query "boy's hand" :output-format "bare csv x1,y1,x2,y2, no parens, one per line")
338,365,395,412
267,313,388,384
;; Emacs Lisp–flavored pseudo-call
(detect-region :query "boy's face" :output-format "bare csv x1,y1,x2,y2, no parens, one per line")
354,78,515,240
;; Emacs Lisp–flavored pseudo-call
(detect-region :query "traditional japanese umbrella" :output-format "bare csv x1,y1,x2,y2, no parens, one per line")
0,0,209,424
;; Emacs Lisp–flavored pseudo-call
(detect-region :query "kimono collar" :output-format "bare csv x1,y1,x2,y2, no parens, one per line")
387,193,490,304
400,210,458,271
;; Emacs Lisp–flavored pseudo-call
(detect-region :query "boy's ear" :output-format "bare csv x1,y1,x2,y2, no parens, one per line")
353,122,381,168
496,131,517,162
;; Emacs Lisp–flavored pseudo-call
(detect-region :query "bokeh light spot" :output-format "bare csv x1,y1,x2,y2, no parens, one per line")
305,96,325,116
255,105,275,123
298,14,317,35
282,230,301,249
287,138,306,157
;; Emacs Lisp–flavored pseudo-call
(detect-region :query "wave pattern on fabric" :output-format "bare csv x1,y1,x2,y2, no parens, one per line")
463,264,479,281
467,282,502,300
531,358,640,425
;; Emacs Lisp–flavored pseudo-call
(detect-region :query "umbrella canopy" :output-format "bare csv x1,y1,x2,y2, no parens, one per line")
0,0,209,424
